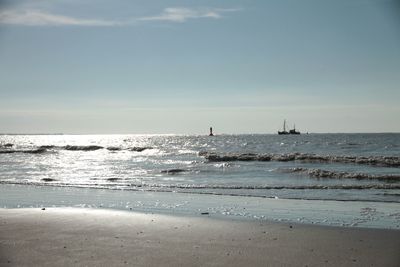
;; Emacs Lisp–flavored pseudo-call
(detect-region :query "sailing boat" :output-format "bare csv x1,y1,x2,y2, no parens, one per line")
278,120,300,135
278,120,289,135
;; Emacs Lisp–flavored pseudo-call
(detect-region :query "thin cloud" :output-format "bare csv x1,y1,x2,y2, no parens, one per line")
138,7,241,23
0,7,241,27
0,9,119,26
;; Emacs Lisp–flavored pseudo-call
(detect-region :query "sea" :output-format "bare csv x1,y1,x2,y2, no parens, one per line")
1,133,399,228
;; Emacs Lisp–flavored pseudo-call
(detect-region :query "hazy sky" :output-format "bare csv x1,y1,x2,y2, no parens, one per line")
0,0,399,134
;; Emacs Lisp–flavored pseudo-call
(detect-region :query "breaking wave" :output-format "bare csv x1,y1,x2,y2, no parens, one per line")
130,147,153,152
0,143,13,148
0,145,153,153
279,167,400,181
1,180,400,190
132,183,400,190
64,145,104,151
161,169,189,174
0,148,48,154
199,152,400,167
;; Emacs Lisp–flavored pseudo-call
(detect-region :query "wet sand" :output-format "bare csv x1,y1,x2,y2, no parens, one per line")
0,208,399,267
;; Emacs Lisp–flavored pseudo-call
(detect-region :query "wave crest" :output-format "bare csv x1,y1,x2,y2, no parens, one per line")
0,148,47,154
2,180,400,190
279,167,400,181
200,152,400,167
0,145,153,153
63,145,104,151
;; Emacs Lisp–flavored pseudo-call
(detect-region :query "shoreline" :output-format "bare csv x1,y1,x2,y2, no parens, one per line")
1,207,400,266
1,184,400,230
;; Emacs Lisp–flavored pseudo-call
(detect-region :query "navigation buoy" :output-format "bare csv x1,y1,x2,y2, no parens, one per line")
209,127,214,136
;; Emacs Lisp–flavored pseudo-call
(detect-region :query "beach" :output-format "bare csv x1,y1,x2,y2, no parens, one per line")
1,207,399,267
1,134,399,266
2,0,400,265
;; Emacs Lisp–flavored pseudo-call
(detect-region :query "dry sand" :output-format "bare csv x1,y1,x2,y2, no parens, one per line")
0,208,399,267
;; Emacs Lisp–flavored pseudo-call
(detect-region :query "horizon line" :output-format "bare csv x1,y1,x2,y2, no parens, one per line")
1,132,399,136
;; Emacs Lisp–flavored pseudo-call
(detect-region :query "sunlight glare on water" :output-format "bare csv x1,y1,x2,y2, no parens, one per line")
0,133,399,202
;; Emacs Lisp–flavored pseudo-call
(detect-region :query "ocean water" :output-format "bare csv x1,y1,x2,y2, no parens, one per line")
1,133,399,203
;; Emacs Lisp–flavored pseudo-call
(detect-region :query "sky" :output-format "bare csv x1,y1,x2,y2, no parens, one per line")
0,0,399,134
